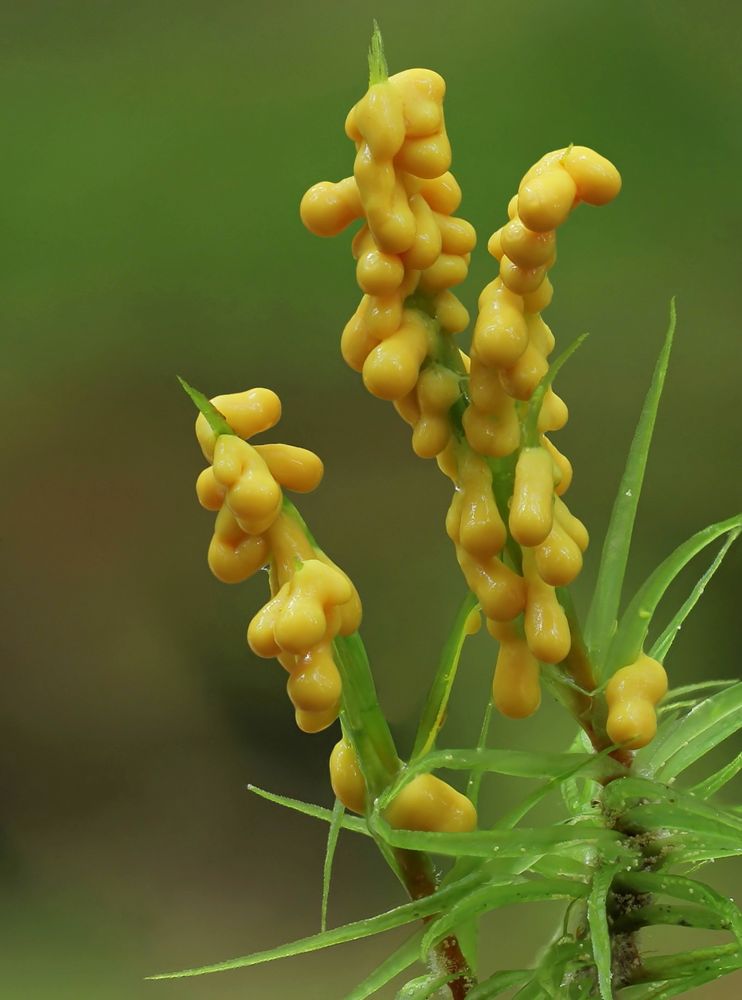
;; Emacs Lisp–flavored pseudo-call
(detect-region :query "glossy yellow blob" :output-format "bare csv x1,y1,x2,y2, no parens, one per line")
562,146,622,206
390,68,445,137
534,519,583,587
213,436,283,536
402,192,443,270
207,506,269,584
509,447,554,546
543,435,573,495
196,466,226,511
286,643,342,713
295,705,339,734
456,452,506,558
273,559,353,653
489,621,541,718
518,163,577,233
538,388,568,432
362,312,430,400
499,218,555,268
432,290,469,333
385,774,477,833
353,82,406,159
606,654,668,749
555,497,589,552
329,739,367,814
418,171,461,214
473,280,528,369
267,513,316,585
523,275,553,314
523,552,571,664
254,444,324,494
499,342,549,401
395,128,452,179
300,177,363,237
196,388,282,462
462,401,520,459
499,255,547,295
457,550,526,622
247,587,288,659
464,609,482,636
419,251,469,293
341,306,379,373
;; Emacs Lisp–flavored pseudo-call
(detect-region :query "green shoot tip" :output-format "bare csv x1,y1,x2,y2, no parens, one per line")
177,376,235,438
368,20,388,86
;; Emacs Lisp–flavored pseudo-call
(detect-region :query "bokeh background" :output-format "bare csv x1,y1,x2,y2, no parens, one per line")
2,1,740,997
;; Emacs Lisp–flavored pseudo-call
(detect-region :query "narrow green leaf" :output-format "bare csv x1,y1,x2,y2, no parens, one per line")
588,862,621,999
178,376,235,437
247,784,371,837
621,803,742,851
466,701,494,808
602,776,742,839
637,943,740,985
637,682,742,781
497,747,615,830
689,750,742,800
368,20,388,86
605,515,742,676
524,333,590,446
411,591,479,760
396,970,454,999
377,749,623,813
321,798,345,932
562,731,599,817
615,872,742,943
467,969,531,999
422,879,588,956
650,530,740,662
146,870,484,980
636,963,741,1000
370,818,622,860
613,902,732,933
585,299,677,671
342,931,423,1000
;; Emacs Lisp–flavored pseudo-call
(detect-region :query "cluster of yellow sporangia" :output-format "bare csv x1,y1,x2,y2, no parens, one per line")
300,66,475,436
193,389,361,733
301,63,622,722
461,146,621,715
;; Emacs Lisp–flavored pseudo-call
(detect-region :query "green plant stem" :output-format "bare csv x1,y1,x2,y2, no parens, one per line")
283,500,474,997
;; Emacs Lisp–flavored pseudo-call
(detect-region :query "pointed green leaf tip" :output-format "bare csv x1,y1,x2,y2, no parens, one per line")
177,376,235,438
368,20,388,86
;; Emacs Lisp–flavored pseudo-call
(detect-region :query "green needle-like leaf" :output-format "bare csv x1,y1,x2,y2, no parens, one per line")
248,784,371,837
421,879,589,956
650,529,740,662
605,515,742,676
368,20,388,85
689,750,742,800
585,299,677,672
615,872,742,943
411,591,479,760
466,969,532,999
524,333,589,447
466,701,494,808
342,930,423,1000
395,970,454,999
377,749,623,813
588,862,621,999
637,682,742,781
177,376,235,437
370,819,622,860
321,798,345,932
147,870,484,980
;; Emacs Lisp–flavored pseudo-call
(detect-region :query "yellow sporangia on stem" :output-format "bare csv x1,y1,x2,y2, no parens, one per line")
330,737,477,832
301,53,621,723
194,389,362,734
606,653,668,749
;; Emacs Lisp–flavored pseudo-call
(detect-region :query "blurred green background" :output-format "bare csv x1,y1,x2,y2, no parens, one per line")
1,1,740,997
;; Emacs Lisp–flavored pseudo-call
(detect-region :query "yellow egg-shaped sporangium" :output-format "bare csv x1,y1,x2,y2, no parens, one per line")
385,774,477,833
489,621,541,719
509,447,555,547
606,654,668,749
329,739,367,815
